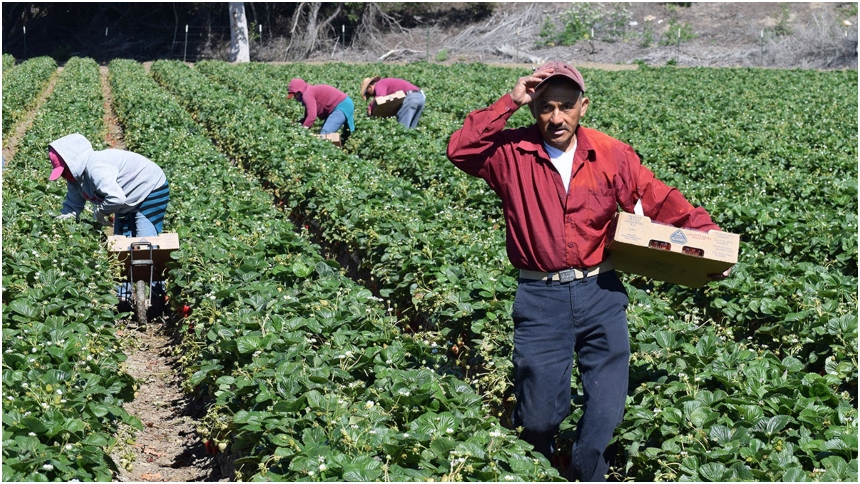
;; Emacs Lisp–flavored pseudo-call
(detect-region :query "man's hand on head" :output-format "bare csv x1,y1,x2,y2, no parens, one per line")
511,68,555,107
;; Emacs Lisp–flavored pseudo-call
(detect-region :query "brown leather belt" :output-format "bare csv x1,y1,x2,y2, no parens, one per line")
519,260,614,283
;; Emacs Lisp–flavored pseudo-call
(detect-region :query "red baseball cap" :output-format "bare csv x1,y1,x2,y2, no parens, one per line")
534,61,586,93
48,148,66,181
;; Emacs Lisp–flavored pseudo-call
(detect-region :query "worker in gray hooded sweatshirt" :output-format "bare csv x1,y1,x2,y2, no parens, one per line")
48,133,169,237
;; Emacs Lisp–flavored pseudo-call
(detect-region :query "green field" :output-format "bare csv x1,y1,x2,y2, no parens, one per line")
2,56,857,481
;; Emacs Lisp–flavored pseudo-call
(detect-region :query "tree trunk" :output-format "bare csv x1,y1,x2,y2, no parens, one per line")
284,2,342,61
229,2,250,63
354,2,405,51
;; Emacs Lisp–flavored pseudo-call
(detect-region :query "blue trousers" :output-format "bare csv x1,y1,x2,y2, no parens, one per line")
511,270,629,482
114,182,170,237
321,98,355,137
396,91,425,129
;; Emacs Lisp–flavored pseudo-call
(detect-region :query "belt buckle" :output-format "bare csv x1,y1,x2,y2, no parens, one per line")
558,268,578,283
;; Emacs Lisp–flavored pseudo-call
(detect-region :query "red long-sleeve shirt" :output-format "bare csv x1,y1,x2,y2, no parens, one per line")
447,93,720,273
294,83,348,128
373,78,419,97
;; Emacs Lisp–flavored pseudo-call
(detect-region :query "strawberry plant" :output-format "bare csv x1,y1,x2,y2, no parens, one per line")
4,57,855,481
2,57,139,481
2,53,15,75
108,58,558,481
2,56,57,137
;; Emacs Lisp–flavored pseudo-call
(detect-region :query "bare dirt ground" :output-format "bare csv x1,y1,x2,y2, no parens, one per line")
96,65,222,482
110,322,218,482
298,2,857,70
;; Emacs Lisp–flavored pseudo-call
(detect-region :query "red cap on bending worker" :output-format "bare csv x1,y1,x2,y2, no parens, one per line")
48,148,75,182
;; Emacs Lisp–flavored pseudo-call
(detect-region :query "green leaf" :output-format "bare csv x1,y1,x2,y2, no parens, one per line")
341,455,382,481
430,436,456,456
236,335,262,354
728,462,755,481
63,418,87,434
762,415,792,435
302,427,326,447
13,435,41,452
456,440,487,460
709,425,734,444
820,456,853,481
782,467,810,482
291,261,312,278
654,331,676,349
82,433,108,447
7,299,38,318
216,375,236,386
687,407,715,428
699,462,729,482
88,403,109,418
661,407,684,424
19,418,48,434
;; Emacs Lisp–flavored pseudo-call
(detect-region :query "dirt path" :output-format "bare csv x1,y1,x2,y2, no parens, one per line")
98,65,220,482
111,324,217,482
101,66,126,150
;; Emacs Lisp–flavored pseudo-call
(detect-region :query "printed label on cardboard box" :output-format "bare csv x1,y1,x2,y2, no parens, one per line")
608,212,740,287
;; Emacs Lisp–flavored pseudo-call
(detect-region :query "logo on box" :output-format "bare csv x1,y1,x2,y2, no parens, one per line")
670,230,688,244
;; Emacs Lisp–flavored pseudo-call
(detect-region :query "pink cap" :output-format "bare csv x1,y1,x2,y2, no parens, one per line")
534,61,586,92
48,149,66,181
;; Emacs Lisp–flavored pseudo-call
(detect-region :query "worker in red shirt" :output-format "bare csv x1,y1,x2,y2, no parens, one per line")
447,61,729,481
360,76,425,129
287,78,355,140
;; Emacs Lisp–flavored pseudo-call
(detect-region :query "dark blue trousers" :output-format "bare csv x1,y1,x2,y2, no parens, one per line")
511,270,630,482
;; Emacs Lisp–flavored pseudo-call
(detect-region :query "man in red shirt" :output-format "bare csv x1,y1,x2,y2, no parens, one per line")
447,61,728,481
288,78,355,139
360,76,425,129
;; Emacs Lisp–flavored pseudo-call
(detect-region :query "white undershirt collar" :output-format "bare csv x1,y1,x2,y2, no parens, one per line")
543,138,577,194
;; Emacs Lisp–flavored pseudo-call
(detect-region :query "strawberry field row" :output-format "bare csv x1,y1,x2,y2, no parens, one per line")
2,57,856,481
2,53,15,74
171,60,857,481
106,58,553,481
151,60,519,405
2,57,138,481
2,56,57,138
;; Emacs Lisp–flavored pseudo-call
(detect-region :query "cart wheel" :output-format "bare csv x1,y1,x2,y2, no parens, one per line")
134,280,148,325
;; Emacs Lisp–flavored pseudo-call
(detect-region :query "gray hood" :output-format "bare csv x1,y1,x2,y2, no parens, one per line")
49,133,166,217
49,133,92,181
